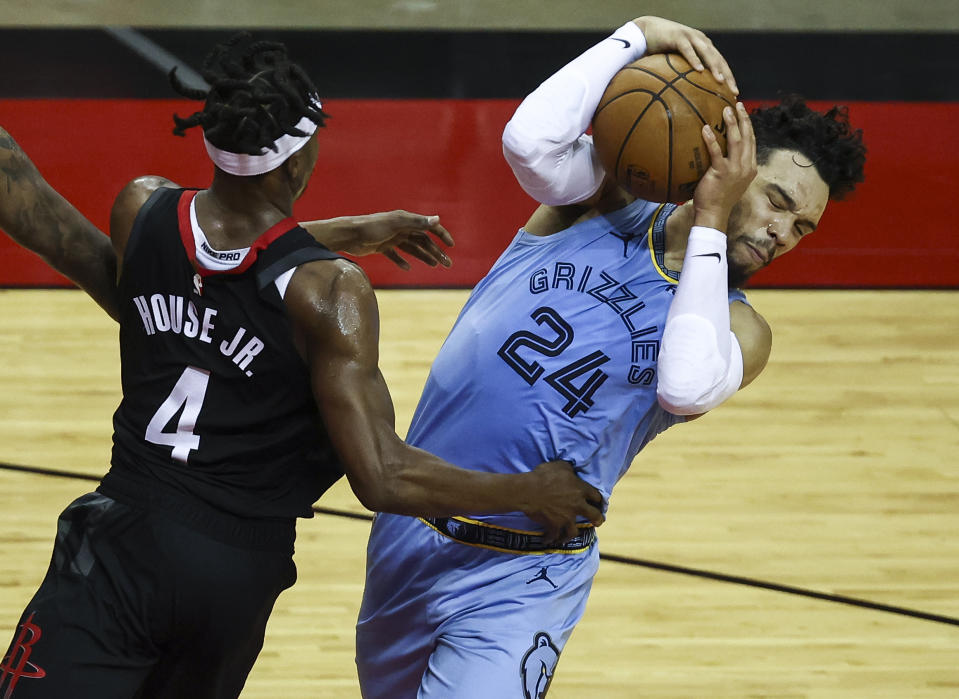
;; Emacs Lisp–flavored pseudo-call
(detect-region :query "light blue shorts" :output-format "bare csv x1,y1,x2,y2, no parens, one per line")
356,512,600,699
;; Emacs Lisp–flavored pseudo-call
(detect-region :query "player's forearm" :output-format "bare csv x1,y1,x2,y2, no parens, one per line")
0,128,121,320
53,217,121,320
504,22,647,152
501,21,647,205
364,444,535,518
656,226,742,414
299,216,357,252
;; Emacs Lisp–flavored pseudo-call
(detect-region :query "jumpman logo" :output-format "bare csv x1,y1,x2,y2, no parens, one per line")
0,612,47,698
526,567,557,589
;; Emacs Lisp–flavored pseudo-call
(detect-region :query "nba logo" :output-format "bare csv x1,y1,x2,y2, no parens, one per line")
520,631,559,699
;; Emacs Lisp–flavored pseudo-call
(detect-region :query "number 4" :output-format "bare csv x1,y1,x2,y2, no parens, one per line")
145,366,211,463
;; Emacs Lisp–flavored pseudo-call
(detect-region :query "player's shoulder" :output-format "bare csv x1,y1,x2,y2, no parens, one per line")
283,258,377,349
731,299,771,338
111,176,182,262
730,299,772,386
114,175,180,213
285,258,372,313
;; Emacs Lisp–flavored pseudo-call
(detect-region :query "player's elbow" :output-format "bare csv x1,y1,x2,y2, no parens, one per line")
656,380,718,416
656,316,746,415
350,477,392,513
349,459,416,514
502,129,594,207
656,342,743,415
502,118,537,167
656,346,743,416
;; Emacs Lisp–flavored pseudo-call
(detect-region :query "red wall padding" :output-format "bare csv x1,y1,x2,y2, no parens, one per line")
1,98,956,288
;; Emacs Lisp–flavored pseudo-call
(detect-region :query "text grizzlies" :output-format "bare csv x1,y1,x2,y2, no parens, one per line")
529,263,659,386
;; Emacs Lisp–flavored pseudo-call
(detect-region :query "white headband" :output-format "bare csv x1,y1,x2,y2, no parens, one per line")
203,113,319,177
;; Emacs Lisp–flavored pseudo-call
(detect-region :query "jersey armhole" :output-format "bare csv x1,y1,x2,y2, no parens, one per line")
123,187,179,268
274,267,297,299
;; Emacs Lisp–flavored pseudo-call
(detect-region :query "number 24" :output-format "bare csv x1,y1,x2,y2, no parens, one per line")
497,306,609,418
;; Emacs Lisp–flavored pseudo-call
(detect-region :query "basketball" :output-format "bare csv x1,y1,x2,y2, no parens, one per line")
592,53,737,203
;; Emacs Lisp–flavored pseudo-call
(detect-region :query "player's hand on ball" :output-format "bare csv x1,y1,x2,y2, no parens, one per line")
523,460,605,545
693,102,758,232
632,16,738,96
341,210,454,270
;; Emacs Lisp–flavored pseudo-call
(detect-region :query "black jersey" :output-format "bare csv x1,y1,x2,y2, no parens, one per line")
105,187,344,520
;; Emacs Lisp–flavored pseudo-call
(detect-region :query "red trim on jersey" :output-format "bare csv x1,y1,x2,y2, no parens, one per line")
176,189,299,278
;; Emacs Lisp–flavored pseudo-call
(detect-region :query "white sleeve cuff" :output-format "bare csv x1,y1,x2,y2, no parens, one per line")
666,226,731,358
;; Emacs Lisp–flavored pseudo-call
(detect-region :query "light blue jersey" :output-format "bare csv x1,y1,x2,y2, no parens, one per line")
357,201,749,699
407,200,744,531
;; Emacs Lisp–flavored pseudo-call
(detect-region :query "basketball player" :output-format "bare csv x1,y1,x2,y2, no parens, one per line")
0,34,603,698
356,15,866,698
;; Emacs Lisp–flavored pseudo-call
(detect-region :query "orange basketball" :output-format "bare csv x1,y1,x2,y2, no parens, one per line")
592,53,737,203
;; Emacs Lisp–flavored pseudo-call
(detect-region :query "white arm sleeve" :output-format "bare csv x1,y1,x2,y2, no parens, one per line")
656,226,744,415
501,21,647,206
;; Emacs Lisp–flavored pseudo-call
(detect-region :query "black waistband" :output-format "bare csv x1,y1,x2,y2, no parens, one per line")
421,516,596,554
98,470,296,553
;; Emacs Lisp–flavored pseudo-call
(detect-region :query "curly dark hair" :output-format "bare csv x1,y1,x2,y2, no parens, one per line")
751,95,866,201
169,32,328,156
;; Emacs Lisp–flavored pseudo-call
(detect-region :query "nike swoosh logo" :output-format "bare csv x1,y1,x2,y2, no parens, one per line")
611,38,630,49
693,253,722,261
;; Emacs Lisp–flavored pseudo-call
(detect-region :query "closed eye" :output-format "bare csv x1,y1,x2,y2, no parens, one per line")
768,184,795,211
768,184,816,236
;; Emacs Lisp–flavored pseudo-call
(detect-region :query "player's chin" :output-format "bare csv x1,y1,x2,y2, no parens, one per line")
727,258,758,289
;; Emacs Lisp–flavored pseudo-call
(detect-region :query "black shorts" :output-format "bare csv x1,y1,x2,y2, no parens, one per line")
1,492,297,698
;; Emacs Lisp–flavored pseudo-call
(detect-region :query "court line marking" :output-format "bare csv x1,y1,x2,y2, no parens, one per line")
2,459,957,628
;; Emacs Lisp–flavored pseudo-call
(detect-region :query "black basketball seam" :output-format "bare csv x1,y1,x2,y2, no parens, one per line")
663,61,736,190
620,66,671,82
665,100,674,202
667,85,710,127
663,54,735,106
598,89,673,201
595,65,670,112
670,79,735,103
594,87,661,119
598,56,731,202
601,58,732,113
608,93,659,179
654,57,733,199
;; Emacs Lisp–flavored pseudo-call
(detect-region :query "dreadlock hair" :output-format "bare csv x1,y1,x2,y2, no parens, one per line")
169,32,329,156
750,95,866,201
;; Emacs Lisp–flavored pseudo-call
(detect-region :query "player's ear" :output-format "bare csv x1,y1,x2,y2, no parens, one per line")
281,151,308,198
283,150,302,181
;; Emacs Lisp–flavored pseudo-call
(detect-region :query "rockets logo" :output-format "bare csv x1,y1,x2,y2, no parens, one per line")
520,631,559,699
0,612,47,698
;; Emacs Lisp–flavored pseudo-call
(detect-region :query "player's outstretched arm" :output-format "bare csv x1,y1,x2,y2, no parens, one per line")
300,210,454,270
0,126,120,320
502,16,737,210
284,260,605,542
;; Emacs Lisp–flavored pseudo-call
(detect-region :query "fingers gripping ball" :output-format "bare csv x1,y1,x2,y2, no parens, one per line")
592,53,737,203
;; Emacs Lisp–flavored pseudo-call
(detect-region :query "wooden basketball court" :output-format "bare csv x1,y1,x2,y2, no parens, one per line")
1,287,957,697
